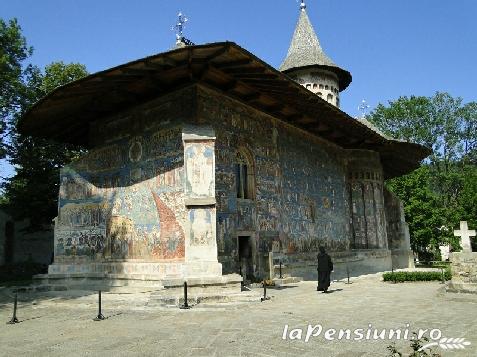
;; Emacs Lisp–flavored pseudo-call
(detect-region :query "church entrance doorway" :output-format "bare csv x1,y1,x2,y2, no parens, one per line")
4,221,14,264
238,235,253,282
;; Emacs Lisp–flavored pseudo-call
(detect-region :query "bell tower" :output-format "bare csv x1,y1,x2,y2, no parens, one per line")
280,1,351,108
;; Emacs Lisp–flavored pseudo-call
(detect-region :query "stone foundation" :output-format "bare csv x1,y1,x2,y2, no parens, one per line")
48,261,224,277
270,249,392,281
447,252,477,294
33,272,241,292
391,249,415,270
32,261,238,295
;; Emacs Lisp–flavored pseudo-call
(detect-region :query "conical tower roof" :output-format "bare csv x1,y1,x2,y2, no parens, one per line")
280,4,352,91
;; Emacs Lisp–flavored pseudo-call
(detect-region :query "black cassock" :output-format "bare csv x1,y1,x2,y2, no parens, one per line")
317,253,333,291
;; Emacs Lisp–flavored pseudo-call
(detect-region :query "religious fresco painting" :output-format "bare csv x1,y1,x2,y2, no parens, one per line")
184,142,215,199
189,207,216,246
55,126,186,262
201,88,350,266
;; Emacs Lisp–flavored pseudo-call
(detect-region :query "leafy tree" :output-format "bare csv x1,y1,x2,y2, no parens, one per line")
369,96,434,151
461,102,477,164
0,17,88,230
387,167,445,251
428,92,465,174
368,93,477,253
369,93,471,169
2,62,88,230
0,18,33,158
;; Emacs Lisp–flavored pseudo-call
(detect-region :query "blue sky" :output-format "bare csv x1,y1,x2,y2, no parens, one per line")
1,0,476,180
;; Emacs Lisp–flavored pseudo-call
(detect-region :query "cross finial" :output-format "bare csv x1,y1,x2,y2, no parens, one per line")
173,11,188,44
300,0,307,10
358,99,370,118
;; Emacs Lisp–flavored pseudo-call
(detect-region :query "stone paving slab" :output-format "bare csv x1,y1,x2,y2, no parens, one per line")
1,275,476,356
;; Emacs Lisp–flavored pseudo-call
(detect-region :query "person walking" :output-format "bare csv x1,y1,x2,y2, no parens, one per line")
317,246,333,293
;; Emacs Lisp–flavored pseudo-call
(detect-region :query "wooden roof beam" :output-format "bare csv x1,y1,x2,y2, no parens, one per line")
233,73,278,80
266,102,286,112
223,67,266,74
204,45,230,61
213,59,252,69
240,92,261,101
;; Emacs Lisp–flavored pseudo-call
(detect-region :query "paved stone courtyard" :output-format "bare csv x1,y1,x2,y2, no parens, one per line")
1,274,476,357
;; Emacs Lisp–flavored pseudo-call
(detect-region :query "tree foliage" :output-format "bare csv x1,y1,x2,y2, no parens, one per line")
368,93,477,253
1,17,88,230
0,18,33,158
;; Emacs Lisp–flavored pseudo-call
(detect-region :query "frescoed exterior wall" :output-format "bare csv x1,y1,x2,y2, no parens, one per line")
197,86,358,276
54,89,194,265
346,151,388,250
51,87,222,280
56,127,185,263
47,84,408,281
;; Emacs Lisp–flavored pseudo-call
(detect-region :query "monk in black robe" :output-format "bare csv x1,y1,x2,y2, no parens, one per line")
317,246,333,293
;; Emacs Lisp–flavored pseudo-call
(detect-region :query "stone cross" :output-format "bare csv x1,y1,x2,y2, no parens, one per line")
454,221,475,252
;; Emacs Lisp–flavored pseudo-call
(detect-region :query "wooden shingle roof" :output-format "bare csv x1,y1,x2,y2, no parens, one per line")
19,42,430,179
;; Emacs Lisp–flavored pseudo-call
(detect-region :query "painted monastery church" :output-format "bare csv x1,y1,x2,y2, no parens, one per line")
19,2,429,287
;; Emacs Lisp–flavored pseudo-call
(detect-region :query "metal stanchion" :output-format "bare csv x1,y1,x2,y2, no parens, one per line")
180,282,191,309
346,264,351,284
279,261,283,279
6,293,19,325
261,281,270,302
93,290,105,321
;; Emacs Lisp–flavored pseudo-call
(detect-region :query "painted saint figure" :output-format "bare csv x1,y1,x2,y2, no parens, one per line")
186,144,214,197
317,246,333,293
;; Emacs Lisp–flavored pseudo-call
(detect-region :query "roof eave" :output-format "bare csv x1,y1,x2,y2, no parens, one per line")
281,64,352,91
18,41,428,178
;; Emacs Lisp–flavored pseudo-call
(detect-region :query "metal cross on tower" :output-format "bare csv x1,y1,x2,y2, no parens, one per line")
172,11,195,46
300,0,307,10
358,99,370,118
173,11,188,43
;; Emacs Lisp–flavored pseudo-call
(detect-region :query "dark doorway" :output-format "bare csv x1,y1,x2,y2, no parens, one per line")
5,221,14,264
238,236,252,282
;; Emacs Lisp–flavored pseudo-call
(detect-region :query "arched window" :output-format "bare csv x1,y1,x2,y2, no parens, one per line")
325,85,329,90
319,84,324,89
327,94,333,102
306,84,311,89
235,149,255,199
313,83,318,89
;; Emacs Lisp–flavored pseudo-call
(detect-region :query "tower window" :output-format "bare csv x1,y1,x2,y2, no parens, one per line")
317,92,323,97
306,84,311,89
313,83,317,89
319,84,324,89
327,94,333,102
325,85,329,90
